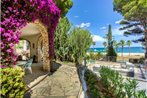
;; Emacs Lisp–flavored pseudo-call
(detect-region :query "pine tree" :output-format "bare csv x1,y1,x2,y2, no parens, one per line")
113,0,147,64
105,25,117,61
103,42,107,52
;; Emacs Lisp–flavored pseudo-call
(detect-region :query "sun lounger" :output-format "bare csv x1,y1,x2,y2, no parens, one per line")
23,58,33,74
119,61,134,68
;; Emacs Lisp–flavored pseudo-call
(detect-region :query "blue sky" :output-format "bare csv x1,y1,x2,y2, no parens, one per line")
66,0,142,48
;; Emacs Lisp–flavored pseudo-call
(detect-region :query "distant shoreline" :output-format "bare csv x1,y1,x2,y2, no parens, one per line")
87,52,144,56
87,51,145,54
90,46,144,48
117,53,144,56
86,52,144,60
88,47,145,54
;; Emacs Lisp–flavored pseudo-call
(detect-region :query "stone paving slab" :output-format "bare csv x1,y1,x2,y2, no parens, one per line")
30,65,81,98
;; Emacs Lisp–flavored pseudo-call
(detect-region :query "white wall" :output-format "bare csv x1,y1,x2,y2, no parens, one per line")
21,34,41,58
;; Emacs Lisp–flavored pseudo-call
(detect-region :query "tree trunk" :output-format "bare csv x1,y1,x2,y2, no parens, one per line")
116,47,118,53
145,30,147,73
129,46,130,56
122,46,123,57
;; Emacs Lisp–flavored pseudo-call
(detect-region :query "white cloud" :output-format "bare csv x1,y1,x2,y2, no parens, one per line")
100,26,106,30
112,26,124,36
92,35,106,42
76,22,91,28
74,16,79,18
115,19,122,24
99,25,124,36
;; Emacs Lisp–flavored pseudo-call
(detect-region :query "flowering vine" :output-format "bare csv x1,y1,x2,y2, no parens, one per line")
1,0,60,68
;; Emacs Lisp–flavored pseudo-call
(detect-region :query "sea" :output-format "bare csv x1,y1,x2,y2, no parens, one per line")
88,47,145,53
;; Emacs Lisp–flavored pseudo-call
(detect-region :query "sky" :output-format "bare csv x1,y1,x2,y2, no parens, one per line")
66,0,142,48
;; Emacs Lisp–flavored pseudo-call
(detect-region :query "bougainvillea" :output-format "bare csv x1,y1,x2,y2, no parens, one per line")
1,0,60,68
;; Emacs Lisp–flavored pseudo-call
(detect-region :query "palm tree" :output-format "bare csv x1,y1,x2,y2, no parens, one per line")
120,40,125,57
92,41,96,48
126,40,132,56
103,42,107,52
113,40,120,52
115,43,120,53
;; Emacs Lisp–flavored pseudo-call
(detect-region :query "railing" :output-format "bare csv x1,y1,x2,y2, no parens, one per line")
86,56,144,63
139,64,147,79
77,66,88,98
86,56,117,63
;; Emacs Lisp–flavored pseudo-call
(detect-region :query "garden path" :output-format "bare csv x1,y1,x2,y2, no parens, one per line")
25,63,81,98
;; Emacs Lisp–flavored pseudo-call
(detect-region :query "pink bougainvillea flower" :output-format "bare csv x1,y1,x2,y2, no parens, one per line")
8,7,12,11
3,33,10,37
0,65,8,68
6,49,13,53
14,0,18,3
7,37,12,41
9,43,14,47
1,0,60,67
0,27,5,32
0,42,4,49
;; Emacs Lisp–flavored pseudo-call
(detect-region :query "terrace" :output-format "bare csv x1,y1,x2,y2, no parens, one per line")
1,0,147,98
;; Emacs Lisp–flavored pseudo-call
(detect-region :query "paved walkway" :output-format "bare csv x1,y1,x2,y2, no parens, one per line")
134,67,147,92
29,64,81,98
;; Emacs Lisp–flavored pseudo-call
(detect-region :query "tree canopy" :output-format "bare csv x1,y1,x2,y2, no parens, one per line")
54,18,93,64
105,25,117,58
105,25,113,46
54,17,71,60
113,0,147,58
113,0,147,20
113,0,147,40
54,0,73,17
69,28,93,64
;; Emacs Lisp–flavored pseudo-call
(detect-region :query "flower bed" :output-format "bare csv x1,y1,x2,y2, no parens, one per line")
84,67,147,98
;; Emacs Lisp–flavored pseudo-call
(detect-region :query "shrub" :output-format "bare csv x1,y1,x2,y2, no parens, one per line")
69,27,93,64
99,67,147,98
84,70,99,98
139,57,145,64
94,52,103,60
0,67,26,98
86,54,90,60
89,52,94,60
84,67,147,98
88,52,103,60
106,45,117,62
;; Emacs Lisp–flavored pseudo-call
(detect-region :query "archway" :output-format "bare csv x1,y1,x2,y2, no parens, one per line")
37,36,43,63
1,0,60,69
20,22,51,71
35,22,50,71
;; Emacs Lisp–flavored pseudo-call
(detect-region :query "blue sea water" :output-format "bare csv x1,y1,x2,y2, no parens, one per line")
88,47,145,53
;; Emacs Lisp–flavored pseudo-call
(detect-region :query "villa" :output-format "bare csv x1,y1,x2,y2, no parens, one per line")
19,22,51,71
1,0,147,98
